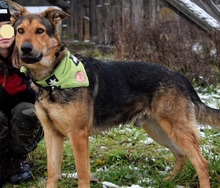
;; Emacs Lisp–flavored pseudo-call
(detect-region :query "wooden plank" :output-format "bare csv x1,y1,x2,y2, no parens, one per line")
148,0,158,24
131,0,143,29
122,0,131,28
166,0,220,31
84,16,90,42
110,0,122,31
103,0,110,44
90,0,98,41
67,0,76,40
96,1,105,44
77,0,84,41
194,0,220,22
83,0,90,41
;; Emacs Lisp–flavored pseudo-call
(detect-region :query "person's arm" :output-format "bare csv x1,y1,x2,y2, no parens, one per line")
1,73,27,96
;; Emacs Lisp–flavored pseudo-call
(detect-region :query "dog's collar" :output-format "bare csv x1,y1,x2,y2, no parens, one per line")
22,51,89,90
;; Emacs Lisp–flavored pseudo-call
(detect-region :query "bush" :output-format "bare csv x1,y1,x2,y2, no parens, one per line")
111,15,220,85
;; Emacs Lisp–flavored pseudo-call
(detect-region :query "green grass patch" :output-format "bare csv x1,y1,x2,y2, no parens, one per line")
4,125,220,188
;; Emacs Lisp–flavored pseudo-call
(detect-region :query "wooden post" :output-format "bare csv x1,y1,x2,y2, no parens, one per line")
90,0,98,41
103,0,110,44
148,0,158,25
77,0,84,41
110,0,122,33
122,0,131,29
131,0,143,30
83,0,90,42
96,0,104,44
66,0,75,40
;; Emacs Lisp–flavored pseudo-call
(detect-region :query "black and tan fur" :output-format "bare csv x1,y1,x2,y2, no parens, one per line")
7,1,220,187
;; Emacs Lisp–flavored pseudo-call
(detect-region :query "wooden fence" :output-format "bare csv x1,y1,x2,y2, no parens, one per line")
62,0,220,44
63,0,152,44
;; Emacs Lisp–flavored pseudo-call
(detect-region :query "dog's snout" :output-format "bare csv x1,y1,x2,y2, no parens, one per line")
21,43,33,55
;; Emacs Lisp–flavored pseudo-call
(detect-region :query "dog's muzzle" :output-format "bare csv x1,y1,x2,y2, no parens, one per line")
20,42,43,63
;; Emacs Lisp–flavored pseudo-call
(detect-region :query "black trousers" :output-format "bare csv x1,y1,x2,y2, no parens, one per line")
0,102,43,156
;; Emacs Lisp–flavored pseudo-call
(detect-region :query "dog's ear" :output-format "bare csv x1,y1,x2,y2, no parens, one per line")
12,45,21,68
5,0,29,25
41,8,69,26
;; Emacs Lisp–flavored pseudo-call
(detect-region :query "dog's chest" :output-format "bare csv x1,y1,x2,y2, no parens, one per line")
35,99,69,135
35,93,92,136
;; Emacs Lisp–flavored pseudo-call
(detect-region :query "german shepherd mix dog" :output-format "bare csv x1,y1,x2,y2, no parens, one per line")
6,1,220,188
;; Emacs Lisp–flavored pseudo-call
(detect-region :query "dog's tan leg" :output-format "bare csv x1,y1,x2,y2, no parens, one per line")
163,153,185,181
150,90,210,188
156,117,210,188
44,128,64,188
68,128,90,188
36,105,64,188
142,119,186,180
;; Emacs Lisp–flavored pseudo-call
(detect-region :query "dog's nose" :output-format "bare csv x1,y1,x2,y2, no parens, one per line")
21,43,33,55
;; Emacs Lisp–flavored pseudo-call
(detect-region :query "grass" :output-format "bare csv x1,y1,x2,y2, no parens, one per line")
4,128,220,188
4,87,220,188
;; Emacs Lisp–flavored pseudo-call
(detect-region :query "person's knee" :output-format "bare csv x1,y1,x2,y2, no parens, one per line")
10,103,43,154
11,102,38,124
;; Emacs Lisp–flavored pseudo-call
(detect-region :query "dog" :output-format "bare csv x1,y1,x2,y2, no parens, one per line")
7,1,220,187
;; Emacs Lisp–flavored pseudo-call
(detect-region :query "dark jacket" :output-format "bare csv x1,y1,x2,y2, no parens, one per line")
0,55,35,117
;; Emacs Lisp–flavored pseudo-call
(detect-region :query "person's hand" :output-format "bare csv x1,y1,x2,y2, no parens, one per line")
0,73,27,96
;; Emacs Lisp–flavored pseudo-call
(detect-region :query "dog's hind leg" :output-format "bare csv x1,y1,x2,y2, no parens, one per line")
141,119,186,181
156,117,209,188
149,90,210,188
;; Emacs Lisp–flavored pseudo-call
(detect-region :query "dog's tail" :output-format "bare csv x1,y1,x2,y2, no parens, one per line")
181,74,220,129
195,101,220,129
187,84,220,129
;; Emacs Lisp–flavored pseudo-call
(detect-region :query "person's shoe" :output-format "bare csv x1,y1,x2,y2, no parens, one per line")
0,155,9,188
7,154,32,184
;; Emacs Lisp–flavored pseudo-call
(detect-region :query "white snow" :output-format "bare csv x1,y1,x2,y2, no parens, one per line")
103,181,120,188
62,172,78,179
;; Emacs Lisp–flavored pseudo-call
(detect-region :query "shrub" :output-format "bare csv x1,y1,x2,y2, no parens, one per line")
111,15,220,85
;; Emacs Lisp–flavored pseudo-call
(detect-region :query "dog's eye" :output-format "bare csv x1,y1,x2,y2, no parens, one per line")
36,28,44,34
17,28,24,34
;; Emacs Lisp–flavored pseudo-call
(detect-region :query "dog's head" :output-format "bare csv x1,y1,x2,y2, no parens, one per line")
6,0,69,75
